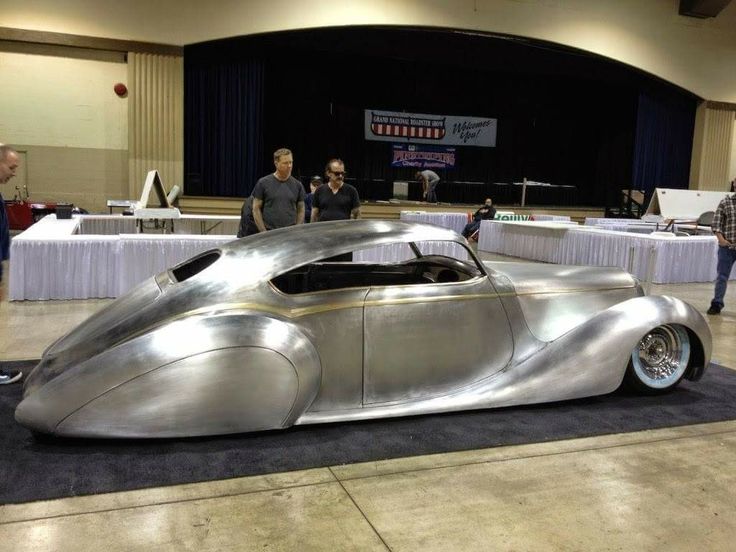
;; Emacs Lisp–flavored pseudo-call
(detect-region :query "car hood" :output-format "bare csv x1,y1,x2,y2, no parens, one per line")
484,261,639,295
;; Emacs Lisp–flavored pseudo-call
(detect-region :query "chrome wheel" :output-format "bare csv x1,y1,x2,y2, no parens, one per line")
630,325,690,391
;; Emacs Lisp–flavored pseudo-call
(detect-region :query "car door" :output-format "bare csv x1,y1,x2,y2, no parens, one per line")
363,270,513,405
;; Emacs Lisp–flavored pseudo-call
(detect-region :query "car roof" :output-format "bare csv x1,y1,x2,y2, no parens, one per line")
214,219,468,286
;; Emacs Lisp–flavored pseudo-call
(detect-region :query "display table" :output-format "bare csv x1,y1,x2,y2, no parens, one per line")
400,211,469,235
9,216,235,300
531,214,571,222
78,214,241,236
354,241,468,263
10,216,471,300
478,220,721,284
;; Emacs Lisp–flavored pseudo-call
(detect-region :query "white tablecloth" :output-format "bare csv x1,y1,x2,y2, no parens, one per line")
78,214,241,236
531,214,571,222
478,220,722,284
354,241,468,263
400,211,469,235
9,216,235,300
585,218,630,226
10,216,472,300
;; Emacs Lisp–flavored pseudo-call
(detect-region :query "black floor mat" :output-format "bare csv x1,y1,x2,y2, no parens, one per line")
2,359,735,505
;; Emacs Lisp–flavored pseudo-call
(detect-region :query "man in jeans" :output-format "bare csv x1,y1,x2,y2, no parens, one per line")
708,191,736,315
0,145,22,384
416,169,440,203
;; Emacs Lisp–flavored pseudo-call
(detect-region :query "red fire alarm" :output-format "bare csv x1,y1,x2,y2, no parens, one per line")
113,83,128,97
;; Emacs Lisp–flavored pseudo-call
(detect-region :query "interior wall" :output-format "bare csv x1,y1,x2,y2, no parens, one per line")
2,0,735,102
690,103,736,191
0,52,128,211
731,120,736,184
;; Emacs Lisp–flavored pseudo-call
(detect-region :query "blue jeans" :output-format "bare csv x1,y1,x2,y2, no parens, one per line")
426,182,438,203
462,220,480,238
711,246,736,308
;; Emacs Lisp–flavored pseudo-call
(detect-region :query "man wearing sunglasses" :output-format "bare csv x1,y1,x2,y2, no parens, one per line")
311,159,360,223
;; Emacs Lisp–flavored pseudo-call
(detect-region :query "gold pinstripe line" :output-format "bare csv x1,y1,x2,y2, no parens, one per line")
172,285,635,321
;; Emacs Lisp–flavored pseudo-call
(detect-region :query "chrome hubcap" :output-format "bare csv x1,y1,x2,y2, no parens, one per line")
634,325,688,384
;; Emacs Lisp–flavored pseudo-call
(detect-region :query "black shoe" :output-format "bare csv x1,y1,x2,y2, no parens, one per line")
707,306,722,315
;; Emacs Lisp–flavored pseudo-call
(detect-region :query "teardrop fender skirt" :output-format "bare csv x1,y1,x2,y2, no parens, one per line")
15,314,321,438
481,294,712,408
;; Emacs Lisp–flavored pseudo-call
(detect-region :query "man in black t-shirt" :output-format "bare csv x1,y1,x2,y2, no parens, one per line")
236,196,258,238
252,148,305,231
311,159,360,222
462,198,496,238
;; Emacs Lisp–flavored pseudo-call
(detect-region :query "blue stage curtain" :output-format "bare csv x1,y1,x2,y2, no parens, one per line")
631,92,696,198
184,59,264,198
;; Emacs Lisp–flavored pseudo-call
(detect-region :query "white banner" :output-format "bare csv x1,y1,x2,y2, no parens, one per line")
365,109,497,147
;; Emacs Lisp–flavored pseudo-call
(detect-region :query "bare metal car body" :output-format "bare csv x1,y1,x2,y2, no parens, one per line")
16,220,711,438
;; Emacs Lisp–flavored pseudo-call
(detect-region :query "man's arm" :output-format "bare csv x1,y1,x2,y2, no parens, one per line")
252,197,267,232
311,207,320,222
296,201,305,224
712,205,729,246
419,174,428,197
350,187,361,219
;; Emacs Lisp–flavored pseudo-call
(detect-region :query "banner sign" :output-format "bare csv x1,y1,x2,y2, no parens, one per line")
365,109,497,147
495,213,531,221
391,144,456,169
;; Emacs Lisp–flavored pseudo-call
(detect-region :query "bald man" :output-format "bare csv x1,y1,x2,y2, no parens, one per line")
0,144,22,384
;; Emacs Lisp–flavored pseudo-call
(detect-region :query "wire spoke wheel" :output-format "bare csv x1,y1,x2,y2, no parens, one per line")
627,324,690,393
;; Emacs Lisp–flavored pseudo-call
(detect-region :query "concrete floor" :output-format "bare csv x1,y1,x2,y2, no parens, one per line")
1,255,736,551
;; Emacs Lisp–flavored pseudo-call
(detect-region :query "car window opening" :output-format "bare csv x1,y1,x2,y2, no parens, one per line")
271,255,479,294
170,250,221,283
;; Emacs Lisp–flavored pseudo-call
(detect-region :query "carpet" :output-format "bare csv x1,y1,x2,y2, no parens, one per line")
2,359,736,505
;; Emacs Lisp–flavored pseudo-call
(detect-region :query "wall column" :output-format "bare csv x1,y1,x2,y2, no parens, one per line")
689,101,736,191
128,52,184,201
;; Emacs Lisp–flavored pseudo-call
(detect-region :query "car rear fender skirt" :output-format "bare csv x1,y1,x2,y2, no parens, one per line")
16,315,321,438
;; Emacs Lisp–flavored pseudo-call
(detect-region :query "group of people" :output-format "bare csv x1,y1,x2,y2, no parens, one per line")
237,148,361,238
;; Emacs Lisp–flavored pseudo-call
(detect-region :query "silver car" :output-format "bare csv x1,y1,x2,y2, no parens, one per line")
16,220,711,438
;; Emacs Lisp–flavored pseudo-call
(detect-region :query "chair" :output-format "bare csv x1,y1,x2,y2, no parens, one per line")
697,211,715,227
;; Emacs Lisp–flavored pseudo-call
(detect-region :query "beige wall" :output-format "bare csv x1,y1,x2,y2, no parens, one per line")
0,52,128,211
11,145,128,210
2,0,736,101
731,121,736,184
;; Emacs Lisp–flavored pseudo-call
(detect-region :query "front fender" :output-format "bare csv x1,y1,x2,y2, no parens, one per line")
16,313,321,438
488,294,712,405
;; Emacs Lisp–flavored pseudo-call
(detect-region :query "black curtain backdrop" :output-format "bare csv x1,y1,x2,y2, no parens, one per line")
184,58,264,197
184,27,698,208
631,91,696,203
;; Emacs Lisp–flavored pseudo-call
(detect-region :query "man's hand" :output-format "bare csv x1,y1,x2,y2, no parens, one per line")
716,233,730,247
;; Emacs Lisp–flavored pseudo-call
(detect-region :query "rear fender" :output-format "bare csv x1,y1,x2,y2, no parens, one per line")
16,314,321,438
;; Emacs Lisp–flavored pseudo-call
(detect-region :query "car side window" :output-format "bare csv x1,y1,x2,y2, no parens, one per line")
270,241,481,295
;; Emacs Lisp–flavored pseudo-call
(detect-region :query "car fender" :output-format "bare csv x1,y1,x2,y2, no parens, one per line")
16,314,321,438
478,294,711,407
